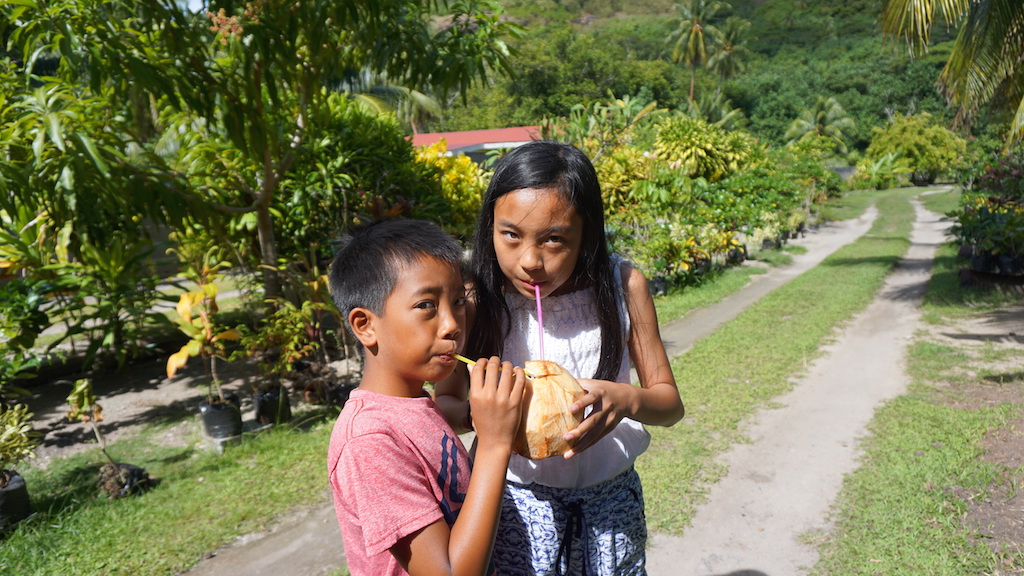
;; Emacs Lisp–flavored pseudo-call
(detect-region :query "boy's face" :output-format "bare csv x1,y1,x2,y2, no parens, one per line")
372,256,467,386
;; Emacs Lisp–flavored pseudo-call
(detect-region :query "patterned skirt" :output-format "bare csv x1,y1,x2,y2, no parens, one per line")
491,467,647,576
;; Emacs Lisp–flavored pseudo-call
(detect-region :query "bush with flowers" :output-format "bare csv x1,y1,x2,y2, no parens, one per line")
415,139,488,241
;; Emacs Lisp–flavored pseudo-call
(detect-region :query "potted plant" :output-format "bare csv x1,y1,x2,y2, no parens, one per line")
236,302,313,426
0,347,41,534
166,285,243,439
0,401,39,534
65,378,154,498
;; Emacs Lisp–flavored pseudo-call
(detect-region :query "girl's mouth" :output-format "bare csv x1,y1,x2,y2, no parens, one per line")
522,279,543,292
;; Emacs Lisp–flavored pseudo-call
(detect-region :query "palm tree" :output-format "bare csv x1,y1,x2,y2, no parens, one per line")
666,0,728,100
784,96,855,155
707,16,753,97
880,0,1024,141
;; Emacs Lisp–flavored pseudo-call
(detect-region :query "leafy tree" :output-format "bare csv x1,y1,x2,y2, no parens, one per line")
666,0,727,100
880,0,1024,142
784,96,855,155
864,112,966,185
1,0,519,302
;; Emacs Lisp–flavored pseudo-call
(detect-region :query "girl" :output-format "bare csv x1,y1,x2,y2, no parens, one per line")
435,141,685,575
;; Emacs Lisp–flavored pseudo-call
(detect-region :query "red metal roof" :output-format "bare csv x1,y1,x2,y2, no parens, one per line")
410,126,542,152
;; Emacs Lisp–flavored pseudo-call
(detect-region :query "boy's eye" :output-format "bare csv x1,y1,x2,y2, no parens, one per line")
415,301,437,310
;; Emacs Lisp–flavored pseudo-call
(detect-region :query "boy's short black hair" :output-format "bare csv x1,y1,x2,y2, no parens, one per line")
329,219,464,319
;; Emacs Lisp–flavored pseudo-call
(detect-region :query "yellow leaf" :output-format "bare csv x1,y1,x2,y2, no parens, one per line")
166,347,191,378
212,329,240,342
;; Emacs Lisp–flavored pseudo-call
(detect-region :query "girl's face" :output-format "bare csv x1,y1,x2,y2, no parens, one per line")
492,187,583,299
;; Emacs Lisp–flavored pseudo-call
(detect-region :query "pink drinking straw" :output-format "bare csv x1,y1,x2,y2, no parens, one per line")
534,284,545,360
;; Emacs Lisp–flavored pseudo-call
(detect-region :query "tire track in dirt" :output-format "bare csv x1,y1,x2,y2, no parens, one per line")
646,198,949,576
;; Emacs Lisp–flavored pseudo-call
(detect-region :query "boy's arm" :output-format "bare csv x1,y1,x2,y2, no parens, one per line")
393,357,523,576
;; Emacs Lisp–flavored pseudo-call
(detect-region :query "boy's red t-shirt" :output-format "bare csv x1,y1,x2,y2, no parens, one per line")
327,389,471,576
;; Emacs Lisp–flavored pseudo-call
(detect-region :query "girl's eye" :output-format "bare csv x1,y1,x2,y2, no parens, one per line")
501,230,520,241
454,296,468,307
546,235,566,245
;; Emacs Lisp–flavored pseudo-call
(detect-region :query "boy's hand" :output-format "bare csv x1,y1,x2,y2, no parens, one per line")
468,356,524,451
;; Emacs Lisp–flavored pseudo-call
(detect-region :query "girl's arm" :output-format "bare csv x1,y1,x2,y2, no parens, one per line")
563,263,685,457
434,364,472,433
393,358,524,576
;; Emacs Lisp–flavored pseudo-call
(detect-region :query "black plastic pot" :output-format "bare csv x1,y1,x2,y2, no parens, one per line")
198,394,243,439
253,386,292,426
0,470,32,534
971,252,997,273
996,254,1024,276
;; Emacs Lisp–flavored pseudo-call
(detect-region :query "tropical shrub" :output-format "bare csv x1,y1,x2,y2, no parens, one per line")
607,206,712,286
271,94,443,264
851,152,913,190
415,140,488,241
654,115,760,182
783,135,846,199
974,151,1024,198
0,403,39,474
700,165,810,242
950,152,1024,273
864,113,966,185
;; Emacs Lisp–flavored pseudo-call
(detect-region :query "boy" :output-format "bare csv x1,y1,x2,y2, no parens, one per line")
327,219,524,576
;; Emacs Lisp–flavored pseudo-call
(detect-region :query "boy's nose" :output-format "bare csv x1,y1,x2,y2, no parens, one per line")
440,310,461,339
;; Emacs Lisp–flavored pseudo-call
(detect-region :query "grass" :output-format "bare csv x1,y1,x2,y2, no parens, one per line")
807,243,1024,574
639,186,921,533
4,410,339,575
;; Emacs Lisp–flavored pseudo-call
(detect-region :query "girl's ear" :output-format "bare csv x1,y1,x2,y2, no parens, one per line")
348,307,377,348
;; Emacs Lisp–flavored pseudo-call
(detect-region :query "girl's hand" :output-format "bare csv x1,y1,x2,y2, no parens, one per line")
560,378,640,458
468,356,525,452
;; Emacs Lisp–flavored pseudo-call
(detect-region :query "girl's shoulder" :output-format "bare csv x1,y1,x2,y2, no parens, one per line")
611,254,650,297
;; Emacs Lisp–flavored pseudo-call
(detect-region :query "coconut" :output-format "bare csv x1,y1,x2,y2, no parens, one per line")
514,360,586,459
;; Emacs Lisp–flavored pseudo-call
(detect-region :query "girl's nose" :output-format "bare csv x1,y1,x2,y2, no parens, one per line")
520,245,543,271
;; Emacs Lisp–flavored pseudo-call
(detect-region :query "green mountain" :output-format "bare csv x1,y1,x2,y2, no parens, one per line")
438,0,984,154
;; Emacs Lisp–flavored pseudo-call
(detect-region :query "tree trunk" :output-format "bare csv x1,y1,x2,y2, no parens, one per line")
256,203,281,302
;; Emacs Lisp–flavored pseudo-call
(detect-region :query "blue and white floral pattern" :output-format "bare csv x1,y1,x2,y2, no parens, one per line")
492,468,647,575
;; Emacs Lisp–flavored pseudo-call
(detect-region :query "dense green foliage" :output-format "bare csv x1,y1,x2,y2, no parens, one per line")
437,0,975,153
863,112,966,185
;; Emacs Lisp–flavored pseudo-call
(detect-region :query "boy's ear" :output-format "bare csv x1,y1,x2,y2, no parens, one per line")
348,307,377,348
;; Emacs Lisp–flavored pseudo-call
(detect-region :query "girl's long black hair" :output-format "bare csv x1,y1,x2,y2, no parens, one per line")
466,141,625,381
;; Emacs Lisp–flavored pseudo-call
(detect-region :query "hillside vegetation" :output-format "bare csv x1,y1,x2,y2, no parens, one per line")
439,0,1001,154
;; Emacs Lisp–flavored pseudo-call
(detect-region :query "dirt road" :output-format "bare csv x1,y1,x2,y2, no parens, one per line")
647,198,948,575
